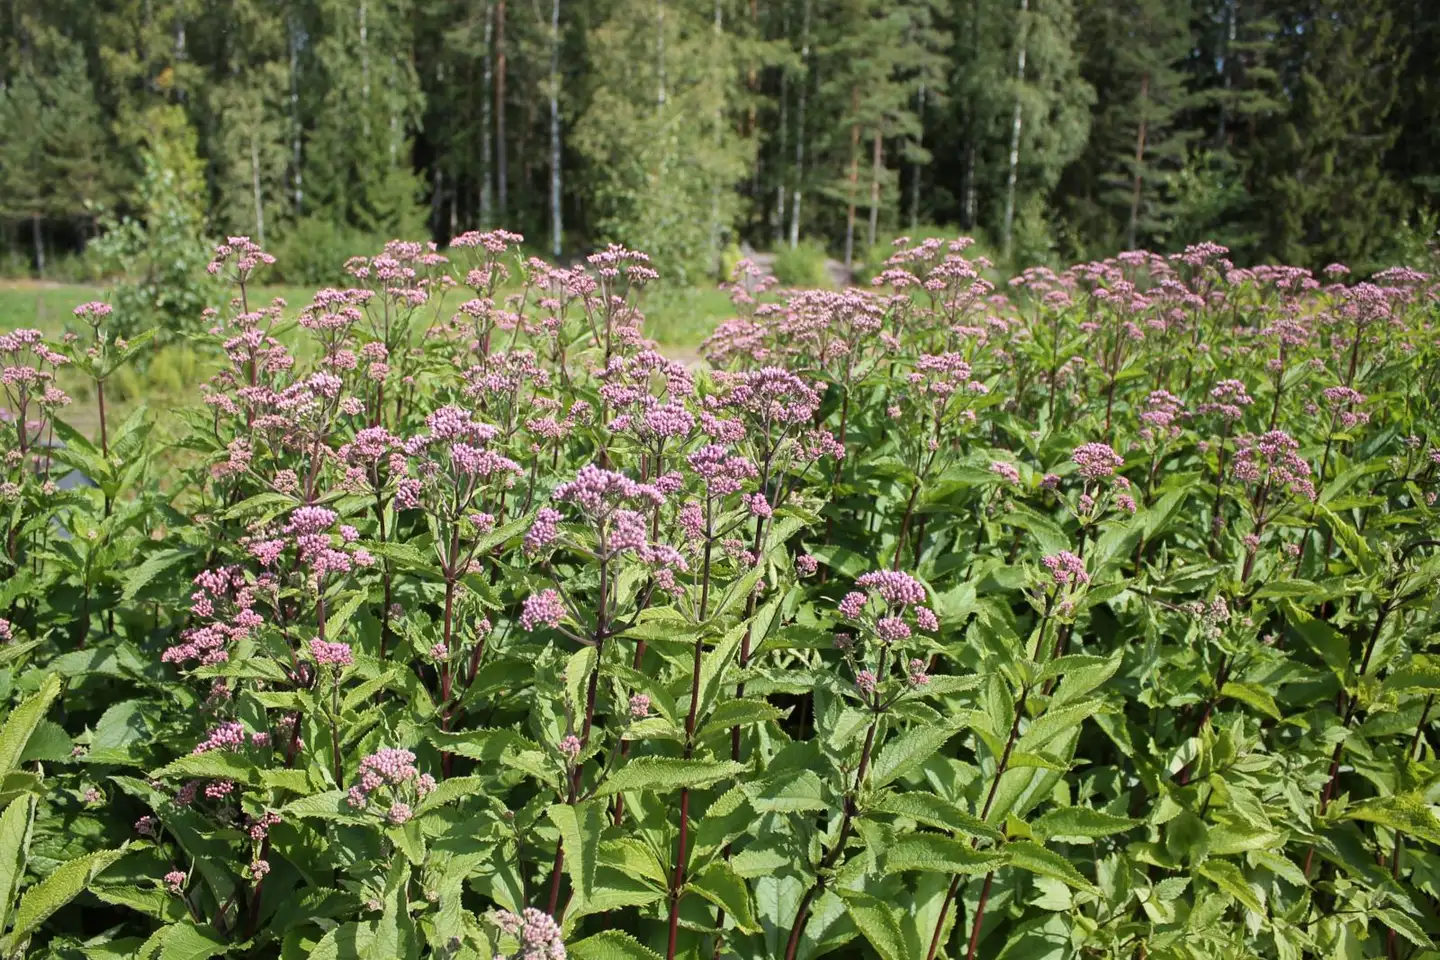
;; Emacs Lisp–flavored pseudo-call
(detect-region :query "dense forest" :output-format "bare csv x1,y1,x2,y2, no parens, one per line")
1,0,1438,284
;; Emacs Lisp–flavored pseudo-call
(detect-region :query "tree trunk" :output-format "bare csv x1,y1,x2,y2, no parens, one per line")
1128,72,1150,250
774,2,789,248
251,135,265,248
709,0,724,275
909,84,926,230
962,0,979,229
843,85,861,282
789,0,811,249
481,0,495,226
359,0,370,137
1001,0,1029,260
495,0,508,219
289,15,303,214
31,214,44,279
867,131,882,249
549,0,562,259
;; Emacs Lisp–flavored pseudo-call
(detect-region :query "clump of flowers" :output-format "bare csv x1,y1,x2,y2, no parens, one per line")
491,907,567,960
346,748,437,814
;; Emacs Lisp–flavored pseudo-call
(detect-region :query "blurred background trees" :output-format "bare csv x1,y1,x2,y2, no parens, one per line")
0,0,1435,282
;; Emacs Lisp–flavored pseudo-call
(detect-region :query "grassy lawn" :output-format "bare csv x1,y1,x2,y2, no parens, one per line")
1,277,732,443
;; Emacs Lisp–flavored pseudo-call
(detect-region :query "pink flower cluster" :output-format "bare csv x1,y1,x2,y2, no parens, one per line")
1072,442,1124,480
310,639,354,667
493,907,567,960
1042,552,1090,588
520,589,567,631
1231,430,1316,501
347,747,437,811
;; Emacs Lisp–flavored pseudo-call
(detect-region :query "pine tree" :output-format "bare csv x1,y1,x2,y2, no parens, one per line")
1252,0,1408,268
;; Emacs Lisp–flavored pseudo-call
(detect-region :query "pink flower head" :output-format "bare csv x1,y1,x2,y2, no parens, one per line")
164,871,186,894
629,694,651,718
520,589,566,631
559,735,582,760
310,639,354,668
525,507,562,555
991,462,1021,485
1072,443,1124,480
1042,552,1090,588
796,554,819,577
855,570,927,607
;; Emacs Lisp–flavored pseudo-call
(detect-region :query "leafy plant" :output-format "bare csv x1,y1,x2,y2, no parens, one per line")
0,233,1438,960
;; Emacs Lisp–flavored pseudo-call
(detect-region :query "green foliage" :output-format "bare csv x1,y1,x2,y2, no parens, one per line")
88,107,219,341
771,239,832,287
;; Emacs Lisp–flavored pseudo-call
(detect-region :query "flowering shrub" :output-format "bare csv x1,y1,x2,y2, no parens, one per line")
0,237,1438,958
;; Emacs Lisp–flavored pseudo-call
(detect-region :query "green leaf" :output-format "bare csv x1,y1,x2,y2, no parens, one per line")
1031,807,1139,840
565,646,597,715
18,720,71,764
1375,908,1434,948
1046,652,1123,708
882,834,1005,875
700,698,785,737
4,847,127,951
1006,841,1099,895
121,549,197,602
308,922,375,959
282,790,366,822
157,920,231,960
1015,700,1105,753
842,893,907,960
0,795,35,936
1197,860,1264,916
869,721,960,790
363,858,418,960
688,861,759,933
1218,682,1281,720
151,753,259,784
595,758,746,796
0,673,61,777
414,776,486,816
867,790,1001,841
567,930,664,960
547,801,604,904
1316,505,1374,576
1383,654,1440,695
1340,795,1440,845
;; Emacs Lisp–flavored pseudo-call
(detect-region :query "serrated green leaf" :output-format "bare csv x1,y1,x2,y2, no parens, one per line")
1341,795,1440,845
0,795,35,936
567,930,664,960
1015,700,1104,753
1197,859,1264,916
841,893,907,960
151,753,259,784
1006,841,1099,895
1031,806,1139,840
1219,682,1281,720
882,834,1005,875
688,861,759,933
0,673,61,777
869,721,960,789
867,790,1002,841
595,758,746,796
157,920,230,960
4,847,126,951
700,698,785,737
547,801,604,904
